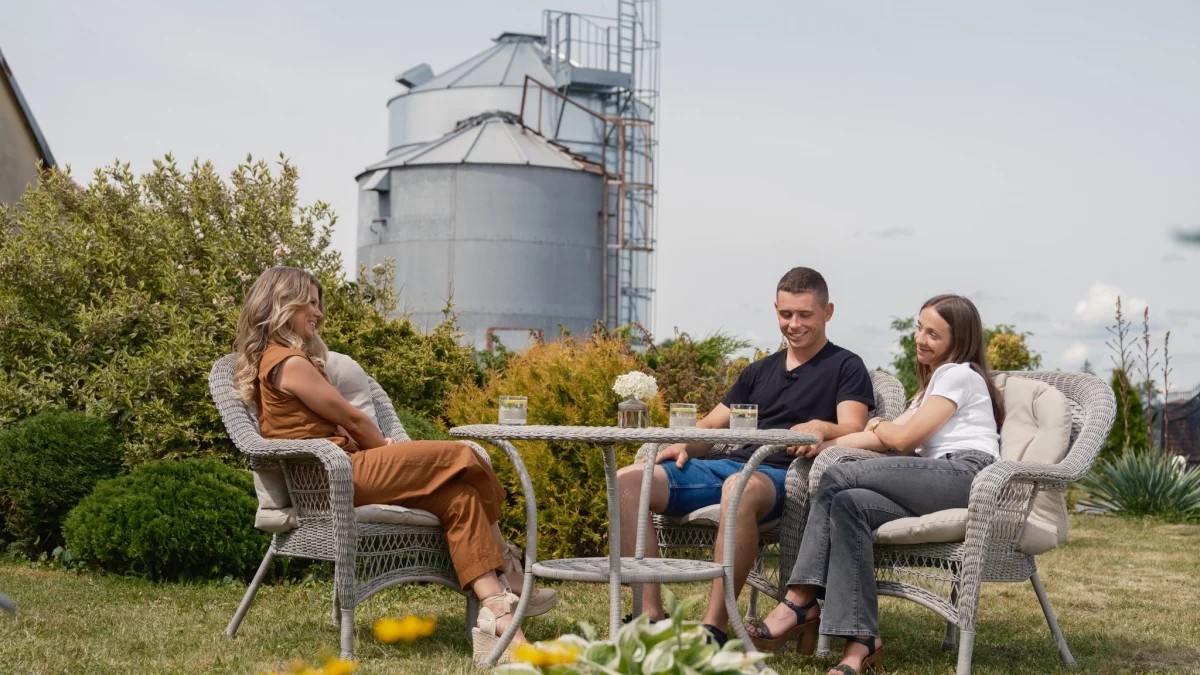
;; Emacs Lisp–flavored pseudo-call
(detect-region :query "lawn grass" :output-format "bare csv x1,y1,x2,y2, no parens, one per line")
1,514,1198,674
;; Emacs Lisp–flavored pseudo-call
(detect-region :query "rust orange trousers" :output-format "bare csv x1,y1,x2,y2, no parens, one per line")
349,440,505,587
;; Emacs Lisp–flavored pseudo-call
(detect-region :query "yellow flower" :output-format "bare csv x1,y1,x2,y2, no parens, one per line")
320,657,358,675
372,615,437,643
514,640,581,667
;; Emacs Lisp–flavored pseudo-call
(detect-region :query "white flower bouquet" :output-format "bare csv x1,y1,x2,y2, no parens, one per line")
612,371,658,401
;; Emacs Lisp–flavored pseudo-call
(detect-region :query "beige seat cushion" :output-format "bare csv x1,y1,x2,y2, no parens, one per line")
249,351,386,533
665,504,780,532
354,504,441,527
873,376,1073,556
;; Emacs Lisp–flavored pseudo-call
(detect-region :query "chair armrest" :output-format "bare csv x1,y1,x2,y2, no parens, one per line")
966,460,1068,547
248,438,356,510
460,440,494,466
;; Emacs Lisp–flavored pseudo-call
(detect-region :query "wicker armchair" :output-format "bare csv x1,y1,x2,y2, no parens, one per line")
208,354,507,658
805,371,1114,674
635,370,908,617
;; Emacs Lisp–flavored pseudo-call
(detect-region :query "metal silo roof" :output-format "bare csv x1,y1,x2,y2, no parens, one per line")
361,112,602,176
408,33,553,92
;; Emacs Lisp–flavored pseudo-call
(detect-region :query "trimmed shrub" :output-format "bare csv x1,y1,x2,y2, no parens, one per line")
0,158,475,465
0,411,124,556
396,408,450,441
1079,450,1200,520
640,330,752,415
446,333,666,560
62,459,268,580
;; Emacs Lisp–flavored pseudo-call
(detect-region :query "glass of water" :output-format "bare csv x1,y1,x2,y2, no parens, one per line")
498,395,528,425
669,403,698,428
729,404,758,430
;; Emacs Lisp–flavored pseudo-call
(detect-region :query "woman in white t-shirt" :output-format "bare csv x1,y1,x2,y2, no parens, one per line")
745,294,1004,675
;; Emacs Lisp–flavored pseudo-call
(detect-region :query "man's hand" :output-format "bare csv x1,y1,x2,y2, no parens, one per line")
786,421,826,458
654,443,692,469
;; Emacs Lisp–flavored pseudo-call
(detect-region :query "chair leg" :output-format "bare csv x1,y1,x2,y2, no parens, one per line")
1031,571,1076,668
956,629,976,675
816,633,832,658
340,607,355,659
465,591,480,644
942,583,959,651
227,549,276,638
331,591,340,626
746,587,760,622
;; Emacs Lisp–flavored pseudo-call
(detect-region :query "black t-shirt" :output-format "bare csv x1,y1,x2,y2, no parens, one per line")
721,341,875,469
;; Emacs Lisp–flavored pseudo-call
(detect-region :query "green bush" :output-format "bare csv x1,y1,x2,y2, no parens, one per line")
446,333,666,559
62,458,268,580
0,411,124,556
0,158,475,465
640,330,752,415
396,408,450,441
1078,450,1200,520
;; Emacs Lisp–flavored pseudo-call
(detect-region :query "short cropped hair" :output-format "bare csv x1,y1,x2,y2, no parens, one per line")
776,267,829,305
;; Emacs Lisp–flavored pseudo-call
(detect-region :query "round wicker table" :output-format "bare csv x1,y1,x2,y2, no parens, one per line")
447,424,818,665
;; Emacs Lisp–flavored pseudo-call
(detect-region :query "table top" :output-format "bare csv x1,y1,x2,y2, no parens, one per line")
448,424,819,446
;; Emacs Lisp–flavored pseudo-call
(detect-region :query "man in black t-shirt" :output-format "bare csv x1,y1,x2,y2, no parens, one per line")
615,267,875,642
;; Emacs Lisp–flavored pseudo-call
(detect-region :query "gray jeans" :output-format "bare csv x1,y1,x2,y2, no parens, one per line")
786,450,995,637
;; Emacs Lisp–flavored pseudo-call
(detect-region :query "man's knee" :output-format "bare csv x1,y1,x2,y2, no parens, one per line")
721,473,773,511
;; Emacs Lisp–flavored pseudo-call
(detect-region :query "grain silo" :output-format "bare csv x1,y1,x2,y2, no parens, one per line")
357,2,660,348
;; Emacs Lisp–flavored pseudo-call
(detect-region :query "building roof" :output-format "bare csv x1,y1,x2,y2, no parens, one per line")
406,33,554,92
0,44,55,167
361,111,602,176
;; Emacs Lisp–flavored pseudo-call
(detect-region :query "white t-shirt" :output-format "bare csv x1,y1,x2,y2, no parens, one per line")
912,363,1000,460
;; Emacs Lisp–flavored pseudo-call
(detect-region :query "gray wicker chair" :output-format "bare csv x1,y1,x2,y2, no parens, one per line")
635,370,908,617
208,354,501,658
805,371,1115,674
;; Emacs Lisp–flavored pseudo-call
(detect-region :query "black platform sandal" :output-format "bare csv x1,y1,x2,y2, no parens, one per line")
829,635,883,674
701,623,728,647
622,611,669,624
745,597,820,653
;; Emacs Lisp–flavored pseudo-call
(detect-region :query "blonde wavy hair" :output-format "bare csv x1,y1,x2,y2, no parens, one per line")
233,266,329,402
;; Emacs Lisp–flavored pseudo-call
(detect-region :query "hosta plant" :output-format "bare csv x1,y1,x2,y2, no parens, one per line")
495,590,777,675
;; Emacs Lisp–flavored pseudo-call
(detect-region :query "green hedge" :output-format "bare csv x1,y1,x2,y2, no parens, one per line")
0,411,124,557
63,459,268,580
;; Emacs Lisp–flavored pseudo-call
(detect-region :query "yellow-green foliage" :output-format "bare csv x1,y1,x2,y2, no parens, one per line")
0,157,474,465
445,334,666,559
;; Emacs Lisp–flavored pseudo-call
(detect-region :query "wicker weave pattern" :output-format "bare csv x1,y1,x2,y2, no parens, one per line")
208,354,487,659
632,371,908,619
803,371,1115,674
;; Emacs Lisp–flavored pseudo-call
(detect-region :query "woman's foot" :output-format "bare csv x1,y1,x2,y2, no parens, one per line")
745,594,821,652
500,542,558,616
472,591,523,665
827,635,883,675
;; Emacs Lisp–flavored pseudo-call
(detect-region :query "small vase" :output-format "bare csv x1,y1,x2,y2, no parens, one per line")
617,398,650,429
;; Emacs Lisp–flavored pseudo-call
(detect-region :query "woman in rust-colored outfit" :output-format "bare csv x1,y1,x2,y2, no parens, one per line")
234,267,552,660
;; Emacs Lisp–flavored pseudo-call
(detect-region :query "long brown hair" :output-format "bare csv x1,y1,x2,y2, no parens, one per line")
915,294,1005,428
233,267,329,402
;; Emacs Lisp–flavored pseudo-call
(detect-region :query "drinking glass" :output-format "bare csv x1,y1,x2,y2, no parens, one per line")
669,403,698,428
729,404,758,430
498,395,528,425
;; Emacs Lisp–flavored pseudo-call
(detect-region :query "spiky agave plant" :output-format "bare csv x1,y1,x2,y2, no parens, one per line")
1079,450,1200,520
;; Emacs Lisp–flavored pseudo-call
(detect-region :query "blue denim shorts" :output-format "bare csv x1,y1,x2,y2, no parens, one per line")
659,458,788,522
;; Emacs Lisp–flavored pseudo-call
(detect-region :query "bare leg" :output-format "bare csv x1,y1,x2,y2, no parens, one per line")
616,461,670,619
701,473,777,629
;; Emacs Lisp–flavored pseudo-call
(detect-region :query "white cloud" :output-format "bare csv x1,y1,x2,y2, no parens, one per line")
1061,342,1090,368
1073,282,1148,326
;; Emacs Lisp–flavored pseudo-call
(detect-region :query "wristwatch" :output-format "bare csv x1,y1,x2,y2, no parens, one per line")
866,417,883,433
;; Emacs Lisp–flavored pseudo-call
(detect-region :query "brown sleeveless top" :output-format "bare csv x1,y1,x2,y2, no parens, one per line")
257,343,361,454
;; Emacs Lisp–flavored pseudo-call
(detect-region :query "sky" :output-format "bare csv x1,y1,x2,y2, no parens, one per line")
4,0,1198,389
